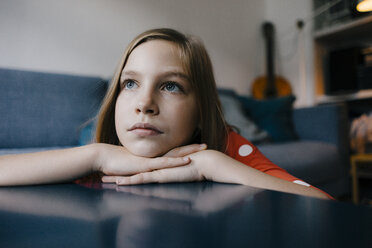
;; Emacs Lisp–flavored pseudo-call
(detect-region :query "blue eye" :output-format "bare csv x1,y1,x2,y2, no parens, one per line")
163,82,182,93
123,80,138,90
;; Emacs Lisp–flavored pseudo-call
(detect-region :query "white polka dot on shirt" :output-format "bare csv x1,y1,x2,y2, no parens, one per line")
238,144,253,157
293,180,310,187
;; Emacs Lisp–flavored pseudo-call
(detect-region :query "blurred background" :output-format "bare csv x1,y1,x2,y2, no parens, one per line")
0,0,314,106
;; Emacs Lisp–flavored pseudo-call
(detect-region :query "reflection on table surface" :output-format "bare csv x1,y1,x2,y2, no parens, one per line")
0,182,371,248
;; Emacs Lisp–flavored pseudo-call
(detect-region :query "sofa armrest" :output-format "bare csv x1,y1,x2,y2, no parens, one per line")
293,103,349,155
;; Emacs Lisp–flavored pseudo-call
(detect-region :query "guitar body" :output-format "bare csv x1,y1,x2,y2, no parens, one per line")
251,22,292,99
251,76,292,100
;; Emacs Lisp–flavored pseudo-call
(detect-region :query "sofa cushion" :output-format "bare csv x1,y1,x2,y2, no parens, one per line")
239,95,298,142
257,141,341,185
218,90,269,144
79,121,96,146
0,68,107,148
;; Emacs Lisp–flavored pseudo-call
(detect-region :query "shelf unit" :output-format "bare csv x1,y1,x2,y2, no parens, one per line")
314,15,372,42
316,89,372,104
314,14,372,104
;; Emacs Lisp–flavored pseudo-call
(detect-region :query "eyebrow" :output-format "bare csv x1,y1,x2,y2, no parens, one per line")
121,70,190,81
121,70,138,76
162,71,190,81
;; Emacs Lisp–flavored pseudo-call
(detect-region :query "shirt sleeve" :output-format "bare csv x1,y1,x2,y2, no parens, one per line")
225,131,334,199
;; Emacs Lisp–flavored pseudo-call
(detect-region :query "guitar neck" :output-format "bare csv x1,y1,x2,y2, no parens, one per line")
264,22,277,97
266,36,275,86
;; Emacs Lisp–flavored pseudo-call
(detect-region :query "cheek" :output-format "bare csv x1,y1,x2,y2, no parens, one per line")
167,100,199,137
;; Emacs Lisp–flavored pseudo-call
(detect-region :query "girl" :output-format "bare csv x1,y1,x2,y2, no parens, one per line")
0,28,331,199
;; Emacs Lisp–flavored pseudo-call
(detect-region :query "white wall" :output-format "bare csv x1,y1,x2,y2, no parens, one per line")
0,0,265,94
0,0,313,105
264,0,314,106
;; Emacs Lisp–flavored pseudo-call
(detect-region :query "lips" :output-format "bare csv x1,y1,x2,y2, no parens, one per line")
128,123,163,136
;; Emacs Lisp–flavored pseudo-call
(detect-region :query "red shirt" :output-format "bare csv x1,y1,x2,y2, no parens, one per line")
226,131,333,199
226,131,300,182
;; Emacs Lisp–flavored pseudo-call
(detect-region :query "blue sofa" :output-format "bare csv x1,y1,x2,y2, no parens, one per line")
257,104,350,197
0,68,350,198
218,90,350,198
0,68,107,154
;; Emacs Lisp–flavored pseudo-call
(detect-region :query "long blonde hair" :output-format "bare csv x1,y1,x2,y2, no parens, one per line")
96,28,229,152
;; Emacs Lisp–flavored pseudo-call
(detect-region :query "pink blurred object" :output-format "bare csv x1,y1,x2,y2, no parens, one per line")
350,113,372,154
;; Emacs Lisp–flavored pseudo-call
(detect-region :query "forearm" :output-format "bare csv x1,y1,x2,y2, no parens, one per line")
0,144,99,186
100,148,330,200
228,165,329,199
197,150,330,200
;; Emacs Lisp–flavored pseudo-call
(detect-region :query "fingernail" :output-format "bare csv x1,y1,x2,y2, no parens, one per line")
200,144,207,149
183,157,190,162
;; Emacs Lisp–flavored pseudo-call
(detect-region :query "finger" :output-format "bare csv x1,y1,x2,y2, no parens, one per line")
102,176,117,183
164,144,207,157
103,156,191,178
115,172,159,185
116,165,202,186
145,156,191,172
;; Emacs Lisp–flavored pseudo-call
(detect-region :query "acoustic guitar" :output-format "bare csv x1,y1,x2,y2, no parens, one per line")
251,22,292,99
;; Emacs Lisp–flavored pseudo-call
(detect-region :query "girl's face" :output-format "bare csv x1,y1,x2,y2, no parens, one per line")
115,40,199,157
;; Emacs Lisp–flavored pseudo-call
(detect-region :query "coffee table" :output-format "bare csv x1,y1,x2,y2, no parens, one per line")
0,182,372,247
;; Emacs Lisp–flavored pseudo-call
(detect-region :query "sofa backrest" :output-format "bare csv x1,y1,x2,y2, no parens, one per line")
0,68,108,148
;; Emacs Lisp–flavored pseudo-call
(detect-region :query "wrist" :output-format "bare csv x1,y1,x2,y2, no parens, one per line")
189,149,220,180
86,143,105,172
193,150,247,184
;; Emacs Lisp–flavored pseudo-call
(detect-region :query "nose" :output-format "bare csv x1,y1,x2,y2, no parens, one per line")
136,89,159,115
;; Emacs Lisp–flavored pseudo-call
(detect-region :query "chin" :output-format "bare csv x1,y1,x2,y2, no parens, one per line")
126,144,168,158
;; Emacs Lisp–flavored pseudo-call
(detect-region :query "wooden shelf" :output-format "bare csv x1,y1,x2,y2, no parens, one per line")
316,89,372,104
313,12,372,102
314,14,372,44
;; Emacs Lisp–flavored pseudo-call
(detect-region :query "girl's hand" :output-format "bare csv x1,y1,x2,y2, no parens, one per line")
94,143,195,177
163,143,207,157
100,149,250,186
101,144,207,184
100,147,331,199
